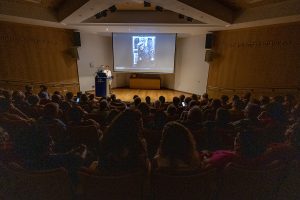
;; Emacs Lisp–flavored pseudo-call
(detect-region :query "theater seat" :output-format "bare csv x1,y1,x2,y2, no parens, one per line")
0,162,72,200
152,168,217,200
218,162,285,200
143,129,162,159
276,160,300,200
78,170,145,200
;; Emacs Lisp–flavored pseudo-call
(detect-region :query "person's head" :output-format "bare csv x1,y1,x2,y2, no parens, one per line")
80,94,88,103
111,94,117,102
154,111,168,130
179,95,185,102
244,103,261,120
51,94,62,105
99,99,109,111
12,90,25,103
291,104,300,120
232,99,244,111
259,96,270,106
284,94,295,104
216,108,230,124
61,101,72,113
221,95,229,105
68,106,85,122
184,97,192,106
134,97,142,107
40,85,47,92
273,95,284,104
145,96,151,105
202,93,209,100
53,91,61,95
191,94,199,101
0,97,10,113
172,96,180,107
154,100,161,109
250,98,260,105
232,95,240,102
243,92,251,101
77,92,83,99
265,101,285,122
138,102,150,116
89,94,95,101
188,100,198,109
158,121,198,165
25,85,33,93
187,106,202,123
211,99,222,110
43,103,59,119
28,95,40,106
287,122,300,151
39,91,49,99
2,90,12,101
102,109,143,152
166,104,177,116
234,129,266,158
66,92,74,101
159,96,165,104
133,95,139,100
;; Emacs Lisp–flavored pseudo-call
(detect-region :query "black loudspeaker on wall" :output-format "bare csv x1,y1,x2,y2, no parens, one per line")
73,32,81,47
205,33,213,49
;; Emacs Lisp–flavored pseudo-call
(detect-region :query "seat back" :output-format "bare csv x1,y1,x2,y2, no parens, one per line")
78,171,144,200
143,129,162,159
68,125,99,149
152,168,217,200
0,162,72,200
277,160,300,200
218,162,285,200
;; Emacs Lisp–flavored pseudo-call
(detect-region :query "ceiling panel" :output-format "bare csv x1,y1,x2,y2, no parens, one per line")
215,0,291,11
116,2,156,11
15,0,65,8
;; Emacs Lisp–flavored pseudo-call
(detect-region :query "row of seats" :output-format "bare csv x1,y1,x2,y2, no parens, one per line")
1,161,299,200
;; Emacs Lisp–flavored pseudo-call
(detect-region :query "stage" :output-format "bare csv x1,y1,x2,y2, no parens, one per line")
99,88,192,102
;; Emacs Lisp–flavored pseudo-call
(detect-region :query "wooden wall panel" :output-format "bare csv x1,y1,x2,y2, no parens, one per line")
0,21,79,94
207,22,300,99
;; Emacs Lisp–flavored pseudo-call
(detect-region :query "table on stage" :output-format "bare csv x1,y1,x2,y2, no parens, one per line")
129,77,161,89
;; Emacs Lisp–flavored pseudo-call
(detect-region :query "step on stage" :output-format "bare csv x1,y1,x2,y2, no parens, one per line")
101,88,192,102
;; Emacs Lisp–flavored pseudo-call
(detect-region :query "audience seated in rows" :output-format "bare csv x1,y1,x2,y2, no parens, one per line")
1,85,300,199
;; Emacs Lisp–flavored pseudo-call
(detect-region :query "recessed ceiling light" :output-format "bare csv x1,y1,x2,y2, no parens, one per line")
106,27,109,31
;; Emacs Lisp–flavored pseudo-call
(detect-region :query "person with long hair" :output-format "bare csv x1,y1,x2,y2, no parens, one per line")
97,109,148,174
154,121,200,171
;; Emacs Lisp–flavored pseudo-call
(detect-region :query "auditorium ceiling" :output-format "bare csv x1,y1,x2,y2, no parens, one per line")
0,0,299,35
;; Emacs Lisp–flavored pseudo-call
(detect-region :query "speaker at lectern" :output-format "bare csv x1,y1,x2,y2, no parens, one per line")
95,70,110,97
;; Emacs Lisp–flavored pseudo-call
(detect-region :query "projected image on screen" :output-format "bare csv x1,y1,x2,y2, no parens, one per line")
132,36,155,66
113,33,176,73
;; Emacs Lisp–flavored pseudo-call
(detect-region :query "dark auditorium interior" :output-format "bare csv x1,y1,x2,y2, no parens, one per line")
1,0,300,199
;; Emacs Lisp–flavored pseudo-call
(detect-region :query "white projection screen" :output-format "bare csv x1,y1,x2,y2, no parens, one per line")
113,33,176,73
